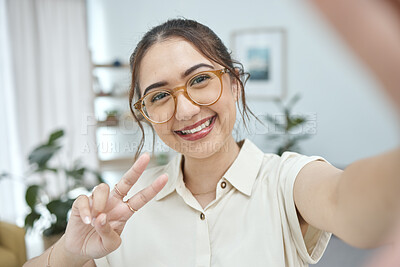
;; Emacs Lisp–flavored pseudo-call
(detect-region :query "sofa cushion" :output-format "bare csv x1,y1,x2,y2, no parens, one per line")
0,247,18,267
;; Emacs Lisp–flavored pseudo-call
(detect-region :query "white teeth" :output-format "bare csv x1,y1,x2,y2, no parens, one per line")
180,117,213,135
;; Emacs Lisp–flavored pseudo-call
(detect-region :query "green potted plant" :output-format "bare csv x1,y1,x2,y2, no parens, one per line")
103,110,120,126
24,129,103,248
264,94,313,155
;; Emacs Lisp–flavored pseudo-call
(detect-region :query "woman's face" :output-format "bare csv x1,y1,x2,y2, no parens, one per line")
138,38,238,158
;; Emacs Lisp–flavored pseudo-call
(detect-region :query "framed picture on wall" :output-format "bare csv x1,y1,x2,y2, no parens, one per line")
231,28,287,100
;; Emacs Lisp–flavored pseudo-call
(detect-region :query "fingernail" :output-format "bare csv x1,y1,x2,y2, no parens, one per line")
101,215,106,226
91,217,96,227
84,216,91,224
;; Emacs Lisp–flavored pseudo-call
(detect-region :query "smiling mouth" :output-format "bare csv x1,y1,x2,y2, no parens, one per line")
174,115,217,135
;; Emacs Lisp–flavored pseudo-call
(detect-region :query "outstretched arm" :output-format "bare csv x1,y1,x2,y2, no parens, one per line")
298,0,400,249
294,148,400,248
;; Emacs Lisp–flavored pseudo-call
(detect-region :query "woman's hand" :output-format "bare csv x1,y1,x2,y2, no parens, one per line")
63,153,168,260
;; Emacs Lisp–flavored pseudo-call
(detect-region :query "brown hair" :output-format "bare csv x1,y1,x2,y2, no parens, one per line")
128,18,256,160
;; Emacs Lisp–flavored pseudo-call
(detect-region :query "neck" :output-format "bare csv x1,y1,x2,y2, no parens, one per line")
182,136,240,195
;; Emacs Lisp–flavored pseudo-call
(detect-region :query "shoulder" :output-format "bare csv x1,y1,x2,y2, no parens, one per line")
256,150,333,188
263,151,328,172
257,151,305,173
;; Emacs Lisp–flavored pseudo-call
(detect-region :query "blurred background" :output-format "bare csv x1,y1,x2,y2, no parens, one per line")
0,0,399,266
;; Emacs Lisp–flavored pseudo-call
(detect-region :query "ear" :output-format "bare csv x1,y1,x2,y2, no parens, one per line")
232,80,240,102
231,69,241,102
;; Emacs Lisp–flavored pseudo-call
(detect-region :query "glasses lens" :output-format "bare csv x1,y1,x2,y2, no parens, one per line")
187,71,221,105
142,90,175,123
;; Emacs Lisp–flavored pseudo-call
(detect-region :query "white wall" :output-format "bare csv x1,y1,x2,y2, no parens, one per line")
86,0,399,167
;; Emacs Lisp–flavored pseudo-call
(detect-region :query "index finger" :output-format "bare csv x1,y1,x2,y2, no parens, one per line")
113,153,151,198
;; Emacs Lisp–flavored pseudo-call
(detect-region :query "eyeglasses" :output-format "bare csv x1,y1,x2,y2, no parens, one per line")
134,68,228,124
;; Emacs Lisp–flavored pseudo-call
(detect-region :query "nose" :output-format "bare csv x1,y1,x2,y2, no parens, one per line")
175,93,200,121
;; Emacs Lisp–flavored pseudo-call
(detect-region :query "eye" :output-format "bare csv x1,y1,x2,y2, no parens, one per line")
190,74,211,86
151,91,170,103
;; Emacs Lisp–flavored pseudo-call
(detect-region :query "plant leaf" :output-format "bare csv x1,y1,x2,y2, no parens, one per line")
291,116,306,125
28,144,62,167
263,115,278,124
263,115,286,131
34,166,58,173
43,223,66,237
292,135,311,142
25,185,40,208
65,167,85,181
24,210,41,230
287,116,306,131
27,129,64,168
287,93,301,109
47,199,74,220
48,129,64,145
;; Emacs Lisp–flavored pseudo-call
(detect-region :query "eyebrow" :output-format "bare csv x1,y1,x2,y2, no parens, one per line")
181,63,214,78
143,81,168,96
142,63,214,96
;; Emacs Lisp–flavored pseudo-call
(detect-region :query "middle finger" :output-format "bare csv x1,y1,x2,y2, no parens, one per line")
112,153,151,199
125,174,168,212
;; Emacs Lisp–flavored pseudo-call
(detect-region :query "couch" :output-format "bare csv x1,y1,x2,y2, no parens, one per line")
0,221,27,267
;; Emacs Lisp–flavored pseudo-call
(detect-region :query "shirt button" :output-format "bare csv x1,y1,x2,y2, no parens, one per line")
200,213,205,220
221,181,227,189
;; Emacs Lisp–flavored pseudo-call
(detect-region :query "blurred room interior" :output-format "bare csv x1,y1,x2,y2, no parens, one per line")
0,0,399,266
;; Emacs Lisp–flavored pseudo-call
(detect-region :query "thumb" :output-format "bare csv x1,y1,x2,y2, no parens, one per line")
94,213,122,253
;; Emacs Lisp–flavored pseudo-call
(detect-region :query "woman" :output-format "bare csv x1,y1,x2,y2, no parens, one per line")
24,19,400,267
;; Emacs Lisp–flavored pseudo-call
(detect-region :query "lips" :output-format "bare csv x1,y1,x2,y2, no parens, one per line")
174,115,217,141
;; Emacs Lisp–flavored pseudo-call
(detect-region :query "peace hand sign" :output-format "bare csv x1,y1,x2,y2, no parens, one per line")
64,153,168,260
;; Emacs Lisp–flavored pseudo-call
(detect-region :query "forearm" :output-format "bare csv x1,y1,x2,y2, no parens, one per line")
23,235,91,267
335,148,400,248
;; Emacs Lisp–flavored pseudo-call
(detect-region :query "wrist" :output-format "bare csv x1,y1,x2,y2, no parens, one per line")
51,235,91,267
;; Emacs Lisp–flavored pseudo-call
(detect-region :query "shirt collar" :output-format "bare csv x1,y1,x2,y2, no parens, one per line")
155,139,264,200
155,154,183,201
222,139,264,196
